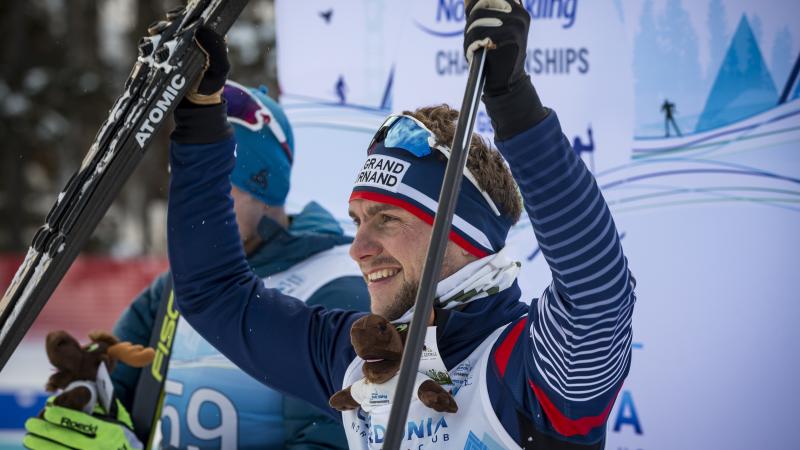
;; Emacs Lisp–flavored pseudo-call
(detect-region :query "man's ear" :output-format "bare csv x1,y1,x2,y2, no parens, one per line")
446,240,477,267
45,331,84,373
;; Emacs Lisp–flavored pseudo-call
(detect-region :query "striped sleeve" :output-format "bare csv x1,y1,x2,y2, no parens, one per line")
495,111,636,440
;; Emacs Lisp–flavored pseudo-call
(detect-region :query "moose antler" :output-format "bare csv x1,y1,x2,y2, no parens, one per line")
88,330,119,348
107,342,155,368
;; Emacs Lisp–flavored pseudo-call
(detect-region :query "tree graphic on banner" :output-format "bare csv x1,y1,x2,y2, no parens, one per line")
633,0,662,136
707,0,729,83
771,27,794,89
695,15,779,132
635,0,705,136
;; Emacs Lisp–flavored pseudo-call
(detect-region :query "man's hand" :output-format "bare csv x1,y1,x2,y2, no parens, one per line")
23,396,141,450
187,27,230,105
168,26,233,144
464,0,545,139
464,0,530,96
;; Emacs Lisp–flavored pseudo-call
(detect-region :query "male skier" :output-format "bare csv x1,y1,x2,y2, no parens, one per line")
23,77,369,449
165,2,635,448
661,99,682,137
30,1,637,448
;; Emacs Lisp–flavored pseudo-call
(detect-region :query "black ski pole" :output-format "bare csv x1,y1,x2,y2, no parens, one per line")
382,47,487,449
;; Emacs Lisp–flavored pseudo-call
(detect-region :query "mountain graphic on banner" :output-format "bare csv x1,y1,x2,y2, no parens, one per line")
695,15,779,133
795,72,800,100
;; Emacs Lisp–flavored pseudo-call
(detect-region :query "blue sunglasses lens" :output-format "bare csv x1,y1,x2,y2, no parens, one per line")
381,116,433,158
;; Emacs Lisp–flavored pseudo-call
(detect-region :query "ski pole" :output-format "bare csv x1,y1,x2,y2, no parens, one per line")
382,46,488,449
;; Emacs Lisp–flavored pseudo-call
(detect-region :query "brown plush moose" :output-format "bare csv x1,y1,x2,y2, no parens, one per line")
329,314,457,413
44,330,155,413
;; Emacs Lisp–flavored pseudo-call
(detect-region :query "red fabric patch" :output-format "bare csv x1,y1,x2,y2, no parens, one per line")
529,380,618,437
349,190,488,258
0,255,168,339
494,318,527,377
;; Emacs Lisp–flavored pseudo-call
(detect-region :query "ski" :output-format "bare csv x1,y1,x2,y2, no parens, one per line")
0,0,250,371
131,277,179,446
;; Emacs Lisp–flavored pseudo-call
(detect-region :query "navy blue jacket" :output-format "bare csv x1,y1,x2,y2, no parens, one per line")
111,202,369,449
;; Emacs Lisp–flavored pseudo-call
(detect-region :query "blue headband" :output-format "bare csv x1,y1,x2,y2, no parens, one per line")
349,115,512,257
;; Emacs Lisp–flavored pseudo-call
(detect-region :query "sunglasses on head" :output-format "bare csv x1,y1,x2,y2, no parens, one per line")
368,114,501,216
223,80,292,161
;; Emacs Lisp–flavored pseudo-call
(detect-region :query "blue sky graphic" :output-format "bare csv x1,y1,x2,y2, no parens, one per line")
634,0,797,136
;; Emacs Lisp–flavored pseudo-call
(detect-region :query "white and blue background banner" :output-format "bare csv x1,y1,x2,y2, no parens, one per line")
277,1,800,448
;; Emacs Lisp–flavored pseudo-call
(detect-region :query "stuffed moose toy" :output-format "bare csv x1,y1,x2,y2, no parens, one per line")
44,330,155,414
329,314,458,414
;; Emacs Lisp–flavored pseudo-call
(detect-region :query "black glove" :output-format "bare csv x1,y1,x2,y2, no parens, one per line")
145,23,229,105
155,25,232,144
463,0,529,96
187,27,230,105
464,0,547,139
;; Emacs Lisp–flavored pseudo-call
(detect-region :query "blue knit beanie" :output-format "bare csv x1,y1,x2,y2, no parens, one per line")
223,81,295,206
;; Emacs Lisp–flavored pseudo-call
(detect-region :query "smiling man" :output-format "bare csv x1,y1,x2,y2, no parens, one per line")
166,1,636,449
347,108,523,326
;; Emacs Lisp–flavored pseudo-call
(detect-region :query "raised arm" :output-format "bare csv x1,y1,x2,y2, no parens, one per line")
495,102,635,442
164,29,364,418
467,1,636,444
166,99,360,415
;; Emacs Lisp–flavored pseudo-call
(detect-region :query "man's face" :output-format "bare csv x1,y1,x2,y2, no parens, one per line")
348,199,475,321
231,185,268,250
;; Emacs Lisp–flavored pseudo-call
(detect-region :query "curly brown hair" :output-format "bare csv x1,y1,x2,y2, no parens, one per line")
402,104,522,223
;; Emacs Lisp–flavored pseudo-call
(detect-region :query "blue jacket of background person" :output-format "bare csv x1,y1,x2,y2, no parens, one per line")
110,202,370,449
